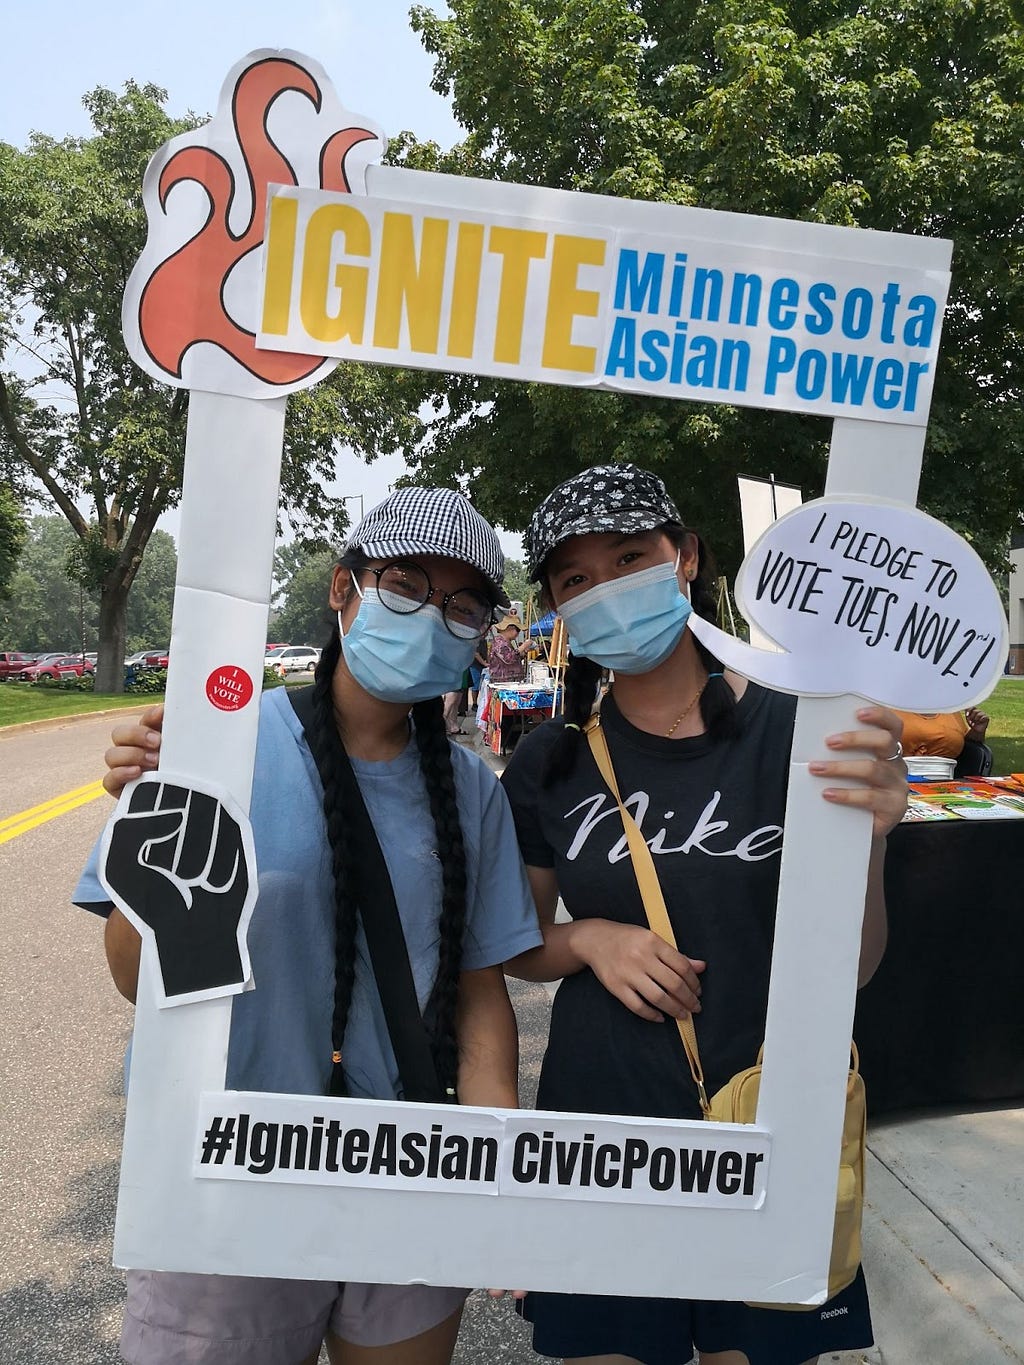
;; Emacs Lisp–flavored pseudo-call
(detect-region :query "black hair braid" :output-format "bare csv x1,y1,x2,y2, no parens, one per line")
684,544,739,742
541,654,603,787
410,695,468,1099
308,629,361,1097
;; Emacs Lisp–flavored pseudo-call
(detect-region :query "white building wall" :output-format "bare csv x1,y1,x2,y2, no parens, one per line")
1008,544,1024,675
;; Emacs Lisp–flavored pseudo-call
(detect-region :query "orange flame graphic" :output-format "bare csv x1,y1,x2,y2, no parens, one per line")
137,57,377,386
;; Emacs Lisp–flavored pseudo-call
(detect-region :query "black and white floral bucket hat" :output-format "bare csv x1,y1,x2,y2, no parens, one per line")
526,464,684,580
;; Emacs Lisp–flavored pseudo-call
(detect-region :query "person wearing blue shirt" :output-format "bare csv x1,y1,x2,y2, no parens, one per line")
81,488,542,1365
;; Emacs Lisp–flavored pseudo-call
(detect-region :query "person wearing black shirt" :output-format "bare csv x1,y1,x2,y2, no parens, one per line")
502,465,907,1365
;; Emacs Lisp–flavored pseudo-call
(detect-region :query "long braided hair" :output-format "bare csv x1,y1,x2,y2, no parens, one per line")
542,523,739,787
306,549,468,1099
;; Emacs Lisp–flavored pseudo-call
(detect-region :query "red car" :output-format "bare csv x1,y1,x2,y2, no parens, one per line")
0,652,35,681
18,653,95,681
124,649,169,671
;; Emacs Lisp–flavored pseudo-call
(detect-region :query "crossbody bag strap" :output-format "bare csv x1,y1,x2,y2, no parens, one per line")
289,685,446,1104
585,714,711,1115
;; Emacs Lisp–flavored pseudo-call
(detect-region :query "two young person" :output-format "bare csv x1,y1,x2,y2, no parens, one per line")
92,469,906,1365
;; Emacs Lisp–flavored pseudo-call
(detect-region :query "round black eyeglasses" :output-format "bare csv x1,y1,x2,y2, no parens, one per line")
363,561,493,640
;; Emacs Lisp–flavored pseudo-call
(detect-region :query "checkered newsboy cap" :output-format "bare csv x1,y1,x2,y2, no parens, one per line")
345,487,508,602
526,464,684,579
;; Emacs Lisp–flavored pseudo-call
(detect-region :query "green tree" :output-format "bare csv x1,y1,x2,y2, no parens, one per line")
0,514,98,652
403,0,1024,575
0,514,178,655
0,85,191,686
123,527,177,651
0,481,26,601
0,84,425,692
502,557,533,609
270,545,337,648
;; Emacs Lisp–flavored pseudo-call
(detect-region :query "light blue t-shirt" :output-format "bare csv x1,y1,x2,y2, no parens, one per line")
74,686,542,1099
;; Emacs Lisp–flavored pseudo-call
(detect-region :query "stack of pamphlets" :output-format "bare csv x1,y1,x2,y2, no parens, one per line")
903,775,1024,822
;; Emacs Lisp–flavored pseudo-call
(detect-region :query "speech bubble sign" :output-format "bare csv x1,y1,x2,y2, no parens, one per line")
687,497,1007,710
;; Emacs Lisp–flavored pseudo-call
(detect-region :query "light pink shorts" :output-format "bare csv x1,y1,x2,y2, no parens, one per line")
121,1268,469,1364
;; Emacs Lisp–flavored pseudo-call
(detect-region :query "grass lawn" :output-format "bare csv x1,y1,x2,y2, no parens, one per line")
0,685,162,729
979,678,1024,776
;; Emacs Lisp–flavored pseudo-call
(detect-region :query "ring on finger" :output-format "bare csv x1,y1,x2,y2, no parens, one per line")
885,741,904,761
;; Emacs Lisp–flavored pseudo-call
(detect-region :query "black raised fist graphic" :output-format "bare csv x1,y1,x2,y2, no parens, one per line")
103,778,254,1000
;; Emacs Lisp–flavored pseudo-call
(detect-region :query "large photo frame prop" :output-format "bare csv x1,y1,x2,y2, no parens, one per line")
100,49,994,1304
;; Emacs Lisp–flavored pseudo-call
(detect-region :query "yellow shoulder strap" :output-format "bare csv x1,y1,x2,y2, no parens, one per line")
584,715,710,1115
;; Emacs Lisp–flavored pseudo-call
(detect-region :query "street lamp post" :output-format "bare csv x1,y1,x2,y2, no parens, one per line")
340,493,364,524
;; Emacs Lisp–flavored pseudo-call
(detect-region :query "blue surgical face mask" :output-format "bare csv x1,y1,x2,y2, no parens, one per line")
558,555,691,675
339,581,478,704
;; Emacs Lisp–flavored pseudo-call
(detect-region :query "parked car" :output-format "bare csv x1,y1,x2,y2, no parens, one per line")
124,648,168,670
272,645,321,674
0,652,36,681
18,653,94,681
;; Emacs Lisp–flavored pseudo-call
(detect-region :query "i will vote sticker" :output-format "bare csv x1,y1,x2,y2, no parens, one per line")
206,666,254,712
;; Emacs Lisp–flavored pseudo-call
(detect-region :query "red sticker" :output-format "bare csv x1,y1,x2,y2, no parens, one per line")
205,665,254,712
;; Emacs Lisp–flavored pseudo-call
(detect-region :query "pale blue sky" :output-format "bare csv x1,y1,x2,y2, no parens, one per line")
3,3,526,557
3,2,459,148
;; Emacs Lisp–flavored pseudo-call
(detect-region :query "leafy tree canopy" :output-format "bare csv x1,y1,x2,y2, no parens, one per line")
501,557,534,610
123,526,177,650
399,0,1023,576
0,514,177,654
270,545,338,649
0,481,26,599
0,83,190,685
0,83,425,689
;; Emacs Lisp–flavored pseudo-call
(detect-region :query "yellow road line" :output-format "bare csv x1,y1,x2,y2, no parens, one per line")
0,780,106,845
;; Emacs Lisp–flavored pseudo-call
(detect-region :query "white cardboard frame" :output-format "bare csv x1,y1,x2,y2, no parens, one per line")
109,50,956,1304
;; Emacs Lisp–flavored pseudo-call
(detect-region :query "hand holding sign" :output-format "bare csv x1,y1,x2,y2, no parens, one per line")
688,497,1007,711
101,775,258,1005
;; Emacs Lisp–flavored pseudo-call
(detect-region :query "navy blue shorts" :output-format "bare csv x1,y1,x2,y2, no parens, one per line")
519,1266,872,1365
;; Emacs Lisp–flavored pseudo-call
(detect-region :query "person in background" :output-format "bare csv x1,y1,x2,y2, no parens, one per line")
486,615,537,754
468,644,488,710
442,670,469,736
86,487,541,1365
894,706,989,759
487,615,531,684
502,463,907,1365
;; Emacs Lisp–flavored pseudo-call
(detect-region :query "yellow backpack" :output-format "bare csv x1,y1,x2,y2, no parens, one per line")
708,1044,866,1307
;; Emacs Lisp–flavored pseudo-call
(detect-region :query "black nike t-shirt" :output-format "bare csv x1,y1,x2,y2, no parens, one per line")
501,685,797,1121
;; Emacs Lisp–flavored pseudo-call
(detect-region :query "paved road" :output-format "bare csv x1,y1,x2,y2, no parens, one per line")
0,716,553,1364
1,714,135,1362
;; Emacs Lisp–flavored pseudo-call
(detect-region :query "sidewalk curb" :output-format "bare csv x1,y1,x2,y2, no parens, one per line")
0,703,153,740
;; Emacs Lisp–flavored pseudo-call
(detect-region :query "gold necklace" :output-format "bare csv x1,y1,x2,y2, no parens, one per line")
665,678,709,737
